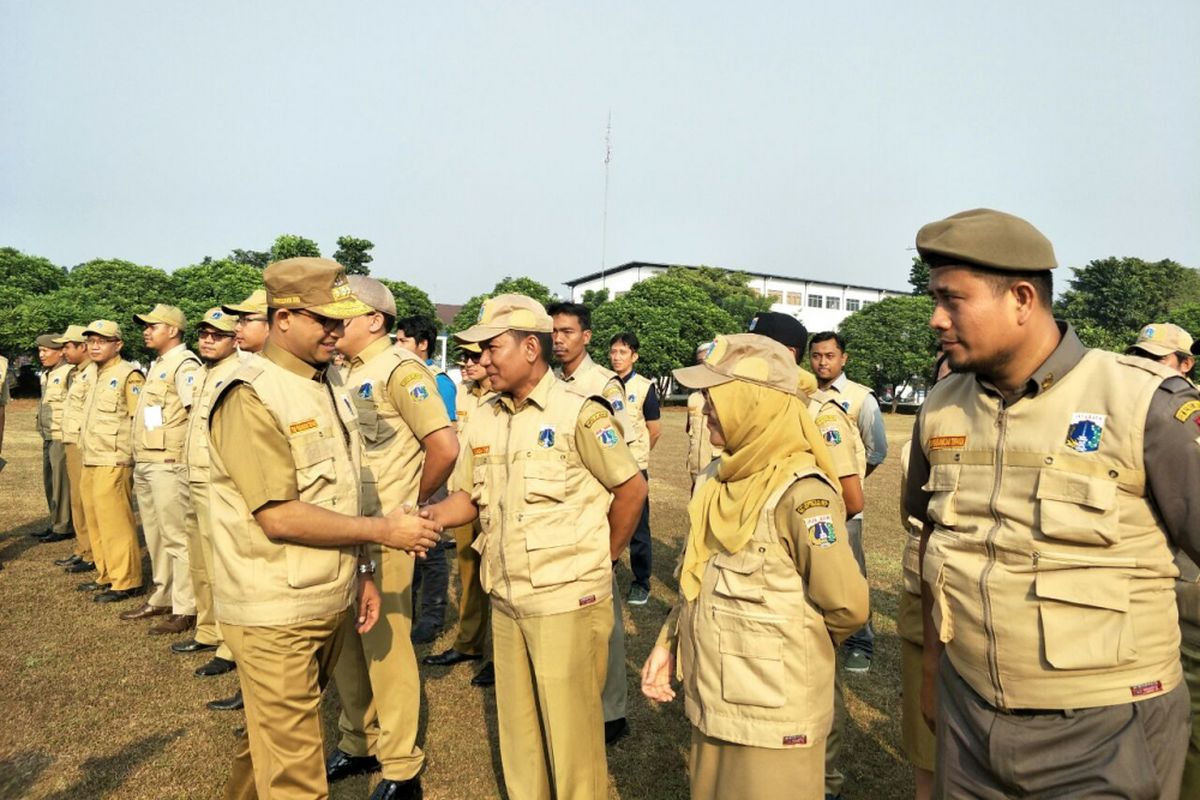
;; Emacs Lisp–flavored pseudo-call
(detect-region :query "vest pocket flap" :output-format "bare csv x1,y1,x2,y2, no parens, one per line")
922,463,960,493
713,551,767,603
719,628,783,660
290,433,335,468
1036,470,1116,510
524,459,567,503
284,544,341,589
354,405,380,440
96,394,120,413
712,550,765,575
901,538,922,596
1035,569,1129,612
525,526,576,551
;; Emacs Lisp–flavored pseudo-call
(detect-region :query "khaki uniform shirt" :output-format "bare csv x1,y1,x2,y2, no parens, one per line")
620,371,655,470
62,361,97,445
558,354,634,441
80,359,145,467
685,391,721,478
38,362,73,441
184,352,242,484
133,343,201,463
452,369,639,618
828,373,888,468
808,391,864,481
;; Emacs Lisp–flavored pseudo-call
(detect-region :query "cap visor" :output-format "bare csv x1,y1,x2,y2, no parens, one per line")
307,297,376,320
1128,343,1175,357
455,324,512,343
82,328,118,339
222,302,256,314
133,312,156,325
672,363,733,390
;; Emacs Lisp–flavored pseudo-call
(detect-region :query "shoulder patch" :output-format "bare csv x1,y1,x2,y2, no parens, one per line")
409,382,430,401
583,410,608,428
806,515,837,548
289,418,319,434
797,498,830,513
595,424,619,448
400,371,423,387
1175,399,1200,422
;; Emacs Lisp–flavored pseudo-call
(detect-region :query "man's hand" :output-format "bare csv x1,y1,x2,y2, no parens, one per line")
356,575,381,634
640,645,676,703
379,503,442,555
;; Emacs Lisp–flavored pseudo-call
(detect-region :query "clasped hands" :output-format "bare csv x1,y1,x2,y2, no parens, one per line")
380,502,444,557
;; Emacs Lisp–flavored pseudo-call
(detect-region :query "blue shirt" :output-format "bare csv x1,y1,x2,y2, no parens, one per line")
427,359,458,421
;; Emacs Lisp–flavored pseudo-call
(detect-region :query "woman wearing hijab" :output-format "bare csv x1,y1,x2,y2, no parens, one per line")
641,333,869,800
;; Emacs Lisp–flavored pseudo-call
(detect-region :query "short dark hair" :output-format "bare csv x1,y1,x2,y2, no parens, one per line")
546,301,592,331
977,268,1054,309
809,332,846,353
395,315,439,354
507,329,553,365
610,331,640,352
379,312,396,334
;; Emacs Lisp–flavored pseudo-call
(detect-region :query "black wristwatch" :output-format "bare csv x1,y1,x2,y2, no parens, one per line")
357,559,377,576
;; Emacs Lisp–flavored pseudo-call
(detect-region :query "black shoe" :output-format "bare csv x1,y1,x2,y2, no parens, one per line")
604,717,629,746
325,749,380,783
207,690,244,711
172,638,218,654
95,587,145,603
470,662,495,687
77,580,110,592
195,657,236,677
422,648,482,667
55,554,83,567
410,621,442,645
32,529,54,541
66,560,96,574
369,777,423,800
42,531,76,543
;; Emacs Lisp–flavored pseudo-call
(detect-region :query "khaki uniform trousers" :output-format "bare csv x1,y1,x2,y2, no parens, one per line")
79,465,140,591
64,443,91,561
333,547,425,780
493,600,613,800
224,608,349,800
134,462,195,613
451,521,489,656
689,727,824,800
187,482,233,660
43,440,72,535
601,572,627,723
935,652,1190,800
1180,637,1200,797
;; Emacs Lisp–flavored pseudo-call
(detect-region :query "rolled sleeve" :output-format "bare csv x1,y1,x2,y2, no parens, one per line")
210,383,299,512
1145,377,1200,563
813,405,858,479
388,362,453,441
575,400,639,490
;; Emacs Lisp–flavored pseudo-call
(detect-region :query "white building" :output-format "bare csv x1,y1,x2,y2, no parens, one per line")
564,261,903,333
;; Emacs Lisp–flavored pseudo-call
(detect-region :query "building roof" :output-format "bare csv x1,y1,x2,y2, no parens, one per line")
564,260,904,295
435,303,462,328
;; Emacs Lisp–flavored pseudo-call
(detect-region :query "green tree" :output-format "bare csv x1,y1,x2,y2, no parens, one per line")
0,247,66,295
1165,303,1200,340
57,259,173,362
590,273,739,396
333,236,375,275
377,278,437,321
451,276,555,334
1055,257,1200,349
908,257,931,295
580,288,610,309
664,266,773,328
229,248,271,268
270,234,321,262
838,295,939,410
169,260,265,346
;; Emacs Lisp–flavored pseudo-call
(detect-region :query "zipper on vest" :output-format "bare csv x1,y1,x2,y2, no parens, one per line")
980,405,1008,708
499,412,515,612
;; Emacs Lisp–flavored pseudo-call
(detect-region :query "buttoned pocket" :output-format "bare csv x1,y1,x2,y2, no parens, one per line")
922,464,960,528
290,433,337,495
525,526,579,588
354,402,380,443
922,548,954,643
1036,469,1119,546
712,550,767,603
1035,567,1135,669
715,609,786,708
524,458,567,504
284,543,341,589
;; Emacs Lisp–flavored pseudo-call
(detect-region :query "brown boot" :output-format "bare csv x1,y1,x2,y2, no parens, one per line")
149,614,197,636
119,603,171,621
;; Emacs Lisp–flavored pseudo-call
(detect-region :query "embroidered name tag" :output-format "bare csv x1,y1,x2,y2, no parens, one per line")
1130,680,1163,697
578,594,597,607
929,435,966,450
797,499,830,512
583,410,608,427
782,734,808,746
472,446,490,456
289,418,319,434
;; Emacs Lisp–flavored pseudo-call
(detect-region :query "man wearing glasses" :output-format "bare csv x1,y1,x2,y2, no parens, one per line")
223,289,270,355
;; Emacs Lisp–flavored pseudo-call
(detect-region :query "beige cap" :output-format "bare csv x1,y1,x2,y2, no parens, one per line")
916,208,1057,271
1127,323,1194,358
83,320,123,340
36,333,65,349
673,333,800,395
222,288,268,316
264,258,373,320
458,340,483,354
134,303,187,329
55,325,89,344
347,275,397,316
198,307,238,334
455,294,553,342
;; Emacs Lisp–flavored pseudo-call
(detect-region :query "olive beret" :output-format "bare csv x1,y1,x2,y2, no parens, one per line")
916,208,1057,271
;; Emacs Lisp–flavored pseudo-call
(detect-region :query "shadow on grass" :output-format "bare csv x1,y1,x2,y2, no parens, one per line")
0,750,53,798
39,729,184,800
0,519,50,562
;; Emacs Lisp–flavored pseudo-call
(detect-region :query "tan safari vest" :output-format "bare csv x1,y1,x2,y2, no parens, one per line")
62,361,97,446
207,356,361,626
133,345,200,463
922,351,1181,710
466,377,613,619
810,389,866,479
678,467,842,749
829,377,873,426
561,356,634,441
346,346,435,517
184,353,241,484
623,372,653,469
38,362,73,440
80,359,141,467
686,391,722,477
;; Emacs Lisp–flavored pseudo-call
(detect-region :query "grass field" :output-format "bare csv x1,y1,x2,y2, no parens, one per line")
0,398,918,799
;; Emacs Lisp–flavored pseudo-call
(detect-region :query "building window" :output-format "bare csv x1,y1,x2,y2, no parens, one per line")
767,289,783,303
808,295,823,309
786,292,803,306
826,297,841,310
861,300,872,309
846,299,860,312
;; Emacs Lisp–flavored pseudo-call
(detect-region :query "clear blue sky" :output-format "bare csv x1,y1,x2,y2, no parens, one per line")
3,1,1197,302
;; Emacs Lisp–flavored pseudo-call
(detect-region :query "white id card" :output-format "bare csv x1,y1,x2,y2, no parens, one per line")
143,405,164,430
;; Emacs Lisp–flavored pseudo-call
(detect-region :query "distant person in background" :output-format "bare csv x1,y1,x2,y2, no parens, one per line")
223,289,269,355
685,342,722,492
395,314,457,644
608,331,661,607
35,333,74,543
54,326,98,574
0,352,9,471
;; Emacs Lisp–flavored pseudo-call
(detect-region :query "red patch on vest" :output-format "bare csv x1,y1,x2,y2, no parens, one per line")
782,734,808,746
1130,680,1163,697
578,594,597,607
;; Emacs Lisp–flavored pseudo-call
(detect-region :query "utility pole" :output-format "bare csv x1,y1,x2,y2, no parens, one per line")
600,111,612,290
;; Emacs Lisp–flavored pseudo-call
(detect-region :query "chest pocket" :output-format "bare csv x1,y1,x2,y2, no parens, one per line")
523,456,568,505
139,384,169,449
922,463,960,528
712,549,767,603
1035,469,1118,546
290,431,338,499
91,390,123,434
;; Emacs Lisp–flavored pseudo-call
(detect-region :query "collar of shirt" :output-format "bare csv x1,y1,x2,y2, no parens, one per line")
978,321,1084,401
498,368,556,413
350,336,392,368
560,353,597,382
829,372,849,393
263,341,326,383
96,358,130,376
